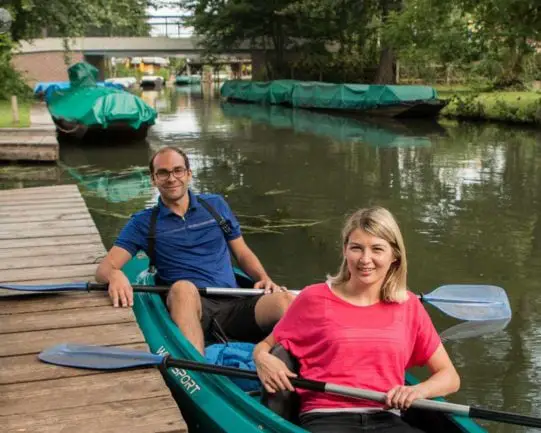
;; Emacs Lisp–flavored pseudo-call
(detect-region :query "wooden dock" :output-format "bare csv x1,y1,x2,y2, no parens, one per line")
0,103,59,162
0,184,187,432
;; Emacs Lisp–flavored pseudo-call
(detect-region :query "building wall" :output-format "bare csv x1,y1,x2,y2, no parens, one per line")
12,52,85,87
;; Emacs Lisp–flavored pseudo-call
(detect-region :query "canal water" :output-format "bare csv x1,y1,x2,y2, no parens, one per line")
2,84,541,432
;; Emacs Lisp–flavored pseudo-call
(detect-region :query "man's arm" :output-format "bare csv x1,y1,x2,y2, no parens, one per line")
96,246,134,307
228,237,283,292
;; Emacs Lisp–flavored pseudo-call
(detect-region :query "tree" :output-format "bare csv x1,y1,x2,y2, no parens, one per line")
6,0,153,42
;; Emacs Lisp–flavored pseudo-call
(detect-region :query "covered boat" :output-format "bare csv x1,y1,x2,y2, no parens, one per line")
123,255,486,433
175,74,202,85
47,62,157,141
221,80,447,119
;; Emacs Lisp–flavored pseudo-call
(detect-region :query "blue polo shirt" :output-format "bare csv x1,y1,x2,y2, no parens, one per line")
114,190,242,288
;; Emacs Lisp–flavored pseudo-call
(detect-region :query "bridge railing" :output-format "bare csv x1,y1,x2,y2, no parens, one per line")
148,15,193,38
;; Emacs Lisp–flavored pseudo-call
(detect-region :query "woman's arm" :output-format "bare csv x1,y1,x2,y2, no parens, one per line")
386,343,460,410
254,334,297,393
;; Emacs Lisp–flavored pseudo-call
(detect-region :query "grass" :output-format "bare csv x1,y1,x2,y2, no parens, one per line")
441,91,541,125
0,100,31,128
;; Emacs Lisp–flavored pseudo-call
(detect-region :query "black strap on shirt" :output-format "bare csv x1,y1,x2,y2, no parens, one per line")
196,196,233,236
147,205,160,274
146,195,233,276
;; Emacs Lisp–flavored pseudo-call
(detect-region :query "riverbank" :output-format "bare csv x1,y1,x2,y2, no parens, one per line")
436,86,541,125
0,100,30,128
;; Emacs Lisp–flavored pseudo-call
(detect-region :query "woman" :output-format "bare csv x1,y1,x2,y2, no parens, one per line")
254,207,460,433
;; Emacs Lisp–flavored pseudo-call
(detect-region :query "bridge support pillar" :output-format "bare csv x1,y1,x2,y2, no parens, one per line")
84,55,108,80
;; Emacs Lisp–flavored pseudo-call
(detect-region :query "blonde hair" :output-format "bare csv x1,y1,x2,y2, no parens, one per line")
327,207,408,303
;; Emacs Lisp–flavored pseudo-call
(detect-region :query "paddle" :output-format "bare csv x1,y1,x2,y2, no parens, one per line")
39,343,541,429
0,282,512,321
440,318,511,342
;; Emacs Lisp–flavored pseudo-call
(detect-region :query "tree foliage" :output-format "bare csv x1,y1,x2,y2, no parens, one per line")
5,0,152,42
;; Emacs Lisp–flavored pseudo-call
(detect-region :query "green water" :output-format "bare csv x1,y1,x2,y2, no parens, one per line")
2,84,541,432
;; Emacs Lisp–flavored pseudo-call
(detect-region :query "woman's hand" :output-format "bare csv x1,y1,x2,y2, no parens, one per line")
255,351,297,393
385,384,427,410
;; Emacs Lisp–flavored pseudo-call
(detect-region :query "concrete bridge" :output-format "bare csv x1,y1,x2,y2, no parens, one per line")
12,17,255,86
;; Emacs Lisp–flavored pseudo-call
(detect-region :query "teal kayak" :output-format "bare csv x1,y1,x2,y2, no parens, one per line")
124,256,486,433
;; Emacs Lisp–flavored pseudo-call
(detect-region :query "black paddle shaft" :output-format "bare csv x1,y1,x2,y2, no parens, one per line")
163,357,541,429
470,407,541,429
163,356,326,393
87,283,169,293
86,283,221,295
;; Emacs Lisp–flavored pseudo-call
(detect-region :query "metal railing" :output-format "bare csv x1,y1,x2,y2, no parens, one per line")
147,15,192,38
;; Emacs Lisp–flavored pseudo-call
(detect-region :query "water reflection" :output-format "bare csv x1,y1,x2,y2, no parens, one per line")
62,164,154,203
221,102,439,148
1,88,541,432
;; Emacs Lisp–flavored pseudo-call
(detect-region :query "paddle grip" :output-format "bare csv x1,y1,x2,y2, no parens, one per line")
469,407,541,428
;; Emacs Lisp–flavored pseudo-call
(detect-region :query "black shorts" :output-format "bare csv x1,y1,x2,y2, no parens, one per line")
201,295,267,343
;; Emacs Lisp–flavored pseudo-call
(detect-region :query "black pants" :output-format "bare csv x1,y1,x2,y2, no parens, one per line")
299,412,426,433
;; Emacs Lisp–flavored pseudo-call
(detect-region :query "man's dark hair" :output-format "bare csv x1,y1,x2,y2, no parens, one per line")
149,146,190,174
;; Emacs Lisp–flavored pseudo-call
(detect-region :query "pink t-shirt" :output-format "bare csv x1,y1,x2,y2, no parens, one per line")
273,282,440,413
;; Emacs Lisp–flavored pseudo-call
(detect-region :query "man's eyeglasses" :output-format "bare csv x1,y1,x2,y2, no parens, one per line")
154,166,188,182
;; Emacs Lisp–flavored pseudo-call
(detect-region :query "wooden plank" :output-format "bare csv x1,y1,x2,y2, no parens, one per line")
0,192,83,201
1,305,134,334
0,251,105,271
0,194,83,204
0,264,100,283
0,201,87,213
0,205,89,219
0,369,170,416
0,218,96,233
0,292,110,314
0,343,149,385
0,322,145,357
0,234,103,250
0,243,104,259
0,184,77,197
0,225,99,240
0,212,91,224
1,396,187,433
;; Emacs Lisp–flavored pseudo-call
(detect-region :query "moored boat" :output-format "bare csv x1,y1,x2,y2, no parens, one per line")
221,80,447,119
124,255,487,433
175,74,202,85
47,62,157,141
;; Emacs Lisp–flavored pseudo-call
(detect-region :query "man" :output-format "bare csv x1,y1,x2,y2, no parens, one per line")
96,146,293,355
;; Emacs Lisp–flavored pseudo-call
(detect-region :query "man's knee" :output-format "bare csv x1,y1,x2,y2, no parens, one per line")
167,280,201,311
264,291,295,317
277,291,295,315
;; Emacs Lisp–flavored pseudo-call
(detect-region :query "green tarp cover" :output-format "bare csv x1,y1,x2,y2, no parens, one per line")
221,102,431,148
220,80,299,104
221,80,439,110
48,62,157,128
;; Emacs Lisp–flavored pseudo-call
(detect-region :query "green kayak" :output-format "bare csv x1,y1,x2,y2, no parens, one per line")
124,256,486,433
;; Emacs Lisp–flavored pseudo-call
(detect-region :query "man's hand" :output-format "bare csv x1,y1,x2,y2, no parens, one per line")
254,278,287,294
108,269,133,308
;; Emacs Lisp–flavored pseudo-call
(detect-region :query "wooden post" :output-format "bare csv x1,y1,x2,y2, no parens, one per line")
11,95,19,124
